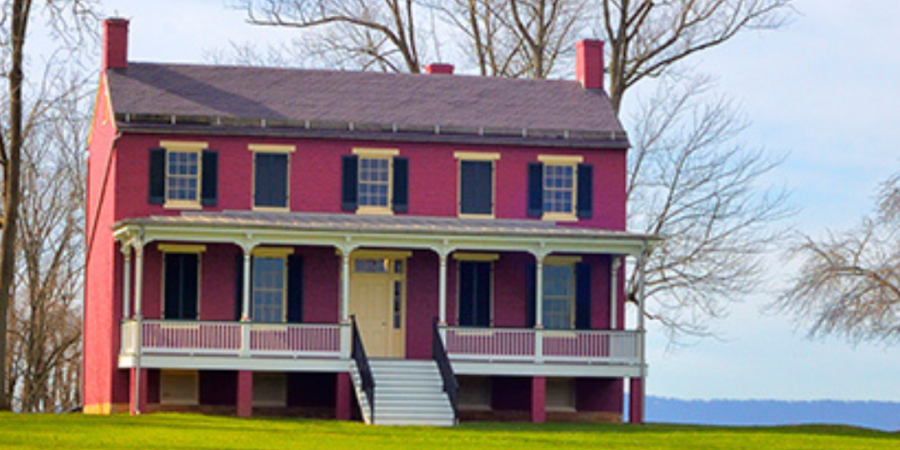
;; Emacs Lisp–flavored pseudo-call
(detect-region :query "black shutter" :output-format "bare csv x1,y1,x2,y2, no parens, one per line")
287,255,304,323
201,150,218,206
148,148,166,204
576,164,593,219
575,263,592,330
458,262,475,326
182,254,199,320
341,155,358,211
460,161,493,215
527,162,543,217
234,254,244,321
526,263,536,327
165,253,198,320
255,153,288,208
392,157,409,213
474,262,491,327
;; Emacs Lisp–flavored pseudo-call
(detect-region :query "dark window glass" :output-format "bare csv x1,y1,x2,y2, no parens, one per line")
254,153,289,208
460,161,493,215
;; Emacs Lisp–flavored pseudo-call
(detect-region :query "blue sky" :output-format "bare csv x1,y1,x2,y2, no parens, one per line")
84,0,900,401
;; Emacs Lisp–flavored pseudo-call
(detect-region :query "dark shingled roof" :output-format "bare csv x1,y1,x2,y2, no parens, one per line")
105,63,627,145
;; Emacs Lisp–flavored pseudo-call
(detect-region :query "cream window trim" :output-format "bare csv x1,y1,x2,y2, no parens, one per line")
251,206,291,213
352,148,400,157
458,213,496,220
454,151,500,161
538,154,583,164
157,244,207,254
160,140,208,151
356,206,394,216
163,202,203,211
544,255,582,265
252,247,295,258
542,212,579,222
352,250,412,259
453,252,500,262
248,143,296,153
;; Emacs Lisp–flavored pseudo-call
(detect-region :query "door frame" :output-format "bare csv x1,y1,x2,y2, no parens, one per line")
348,250,410,358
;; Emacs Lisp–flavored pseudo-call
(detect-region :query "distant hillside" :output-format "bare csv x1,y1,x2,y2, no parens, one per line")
644,397,900,431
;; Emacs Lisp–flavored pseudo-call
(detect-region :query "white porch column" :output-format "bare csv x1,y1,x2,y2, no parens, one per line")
438,250,449,325
121,245,132,320
534,256,545,328
241,248,253,321
610,256,621,330
340,249,352,322
133,243,144,319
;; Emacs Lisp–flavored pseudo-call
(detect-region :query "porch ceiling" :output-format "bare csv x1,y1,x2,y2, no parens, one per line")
113,211,658,256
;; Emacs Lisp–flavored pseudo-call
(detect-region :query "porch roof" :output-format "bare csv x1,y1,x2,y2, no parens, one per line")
113,211,657,256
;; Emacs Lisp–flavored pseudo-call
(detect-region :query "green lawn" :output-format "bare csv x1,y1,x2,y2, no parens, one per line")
0,413,896,450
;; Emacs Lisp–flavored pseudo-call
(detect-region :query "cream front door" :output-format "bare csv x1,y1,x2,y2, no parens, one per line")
349,256,406,358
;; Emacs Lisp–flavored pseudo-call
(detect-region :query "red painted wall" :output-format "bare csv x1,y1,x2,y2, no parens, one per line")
111,133,626,230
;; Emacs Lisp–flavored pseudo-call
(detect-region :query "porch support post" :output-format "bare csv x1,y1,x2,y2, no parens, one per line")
237,370,253,417
531,376,546,423
629,377,644,424
241,247,253,321
339,244,356,322
437,249,450,325
131,240,145,415
128,368,147,415
610,256,621,330
535,256,545,327
121,245,132,320
335,372,353,420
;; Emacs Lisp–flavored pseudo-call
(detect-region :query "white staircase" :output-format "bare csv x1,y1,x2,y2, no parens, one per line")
350,359,456,426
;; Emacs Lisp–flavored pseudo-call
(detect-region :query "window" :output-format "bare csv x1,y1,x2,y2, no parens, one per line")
160,244,205,320
542,264,575,330
160,370,199,405
457,261,492,327
341,149,408,214
359,157,391,208
543,164,575,215
167,150,200,203
456,152,499,217
251,144,294,210
253,373,287,407
527,156,593,220
148,141,218,208
252,256,286,323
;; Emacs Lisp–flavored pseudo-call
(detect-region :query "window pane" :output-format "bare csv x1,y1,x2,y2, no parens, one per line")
358,157,390,207
166,150,199,203
253,256,285,323
542,265,573,329
543,164,574,214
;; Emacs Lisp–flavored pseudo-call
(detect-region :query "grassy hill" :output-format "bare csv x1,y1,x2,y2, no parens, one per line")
0,413,897,450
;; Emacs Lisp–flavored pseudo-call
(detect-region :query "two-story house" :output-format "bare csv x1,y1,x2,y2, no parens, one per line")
84,18,656,426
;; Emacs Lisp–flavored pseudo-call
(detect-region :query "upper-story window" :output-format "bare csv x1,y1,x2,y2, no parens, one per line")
250,144,295,210
148,141,218,209
527,155,593,221
455,152,499,218
341,148,408,214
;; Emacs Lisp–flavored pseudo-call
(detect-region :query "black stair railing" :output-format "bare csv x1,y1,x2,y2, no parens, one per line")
432,317,459,416
350,315,375,422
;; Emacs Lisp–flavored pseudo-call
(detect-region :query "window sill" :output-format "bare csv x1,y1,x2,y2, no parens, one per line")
541,213,578,222
356,207,394,216
252,205,290,213
458,213,495,220
163,202,202,210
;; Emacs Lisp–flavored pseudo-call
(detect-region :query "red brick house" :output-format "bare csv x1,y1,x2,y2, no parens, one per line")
84,18,656,425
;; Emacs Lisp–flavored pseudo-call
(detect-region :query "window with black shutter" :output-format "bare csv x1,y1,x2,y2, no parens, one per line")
148,143,218,209
459,160,493,216
254,153,289,209
458,261,492,327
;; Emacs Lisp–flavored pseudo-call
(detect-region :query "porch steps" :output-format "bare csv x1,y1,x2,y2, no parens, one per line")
350,359,456,427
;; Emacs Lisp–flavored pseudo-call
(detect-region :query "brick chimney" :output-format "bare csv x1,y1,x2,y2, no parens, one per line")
576,40,604,90
103,18,129,70
425,63,454,75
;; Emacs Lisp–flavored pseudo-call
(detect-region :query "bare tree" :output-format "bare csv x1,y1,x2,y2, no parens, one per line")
0,0,95,411
625,76,790,338
775,174,900,343
238,0,428,72
599,0,793,112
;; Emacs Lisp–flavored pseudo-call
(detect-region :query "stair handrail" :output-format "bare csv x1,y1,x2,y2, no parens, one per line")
350,315,375,423
432,317,459,416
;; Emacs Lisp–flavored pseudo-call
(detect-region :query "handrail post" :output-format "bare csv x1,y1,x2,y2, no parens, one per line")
339,320,351,359
240,321,251,357
534,327,544,364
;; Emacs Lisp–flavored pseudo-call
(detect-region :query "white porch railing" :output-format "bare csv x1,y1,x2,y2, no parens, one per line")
122,320,345,359
443,327,641,365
